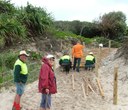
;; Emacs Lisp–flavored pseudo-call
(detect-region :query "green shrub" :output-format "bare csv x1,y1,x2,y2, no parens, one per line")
53,30,77,39
0,55,4,69
0,76,3,83
51,29,93,45
111,40,121,48
0,37,5,49
76,36,93,44
94,36,121,48
29,51,42,60
94,36,109,47
0,51,18,71
5,53,18,69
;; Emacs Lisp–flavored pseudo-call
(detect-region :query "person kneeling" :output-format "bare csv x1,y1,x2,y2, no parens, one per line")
85,52,95,71
59,52,72,74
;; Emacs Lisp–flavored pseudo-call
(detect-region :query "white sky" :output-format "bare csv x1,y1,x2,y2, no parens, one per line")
10,0,128,24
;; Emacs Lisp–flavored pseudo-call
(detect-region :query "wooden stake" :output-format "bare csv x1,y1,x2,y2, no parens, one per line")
88,84,96,94
95,62,99,77
81,83,86,99
96,78,104,98
69,47,72,58
109,40,111,52
95,48,101,78
99,47,102,66
82,42,85,52
113,66,118,105
83,78,96,94
84,78,88,96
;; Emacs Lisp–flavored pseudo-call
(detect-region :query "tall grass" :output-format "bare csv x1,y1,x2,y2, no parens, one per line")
0,51,18,71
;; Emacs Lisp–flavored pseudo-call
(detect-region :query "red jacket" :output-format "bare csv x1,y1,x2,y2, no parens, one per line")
38,57,57,94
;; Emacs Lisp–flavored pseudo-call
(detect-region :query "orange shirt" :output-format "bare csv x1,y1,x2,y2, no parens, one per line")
72,43,84,58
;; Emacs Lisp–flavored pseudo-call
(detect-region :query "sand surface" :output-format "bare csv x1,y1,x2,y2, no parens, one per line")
0,49,128,110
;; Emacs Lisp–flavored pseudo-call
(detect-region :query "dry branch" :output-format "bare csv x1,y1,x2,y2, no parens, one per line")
81,83,86,99
83,78,96,95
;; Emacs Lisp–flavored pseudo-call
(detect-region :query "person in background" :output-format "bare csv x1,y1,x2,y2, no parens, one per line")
59,51,72,73
12,50,29,110
72,41,84,72
85,52,95,70
38,54,57,110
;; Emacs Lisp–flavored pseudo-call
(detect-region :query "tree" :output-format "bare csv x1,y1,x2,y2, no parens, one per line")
124,26,128,36
54,21,71,31
80,22,101,38
98,11,127,40
70,20,82,35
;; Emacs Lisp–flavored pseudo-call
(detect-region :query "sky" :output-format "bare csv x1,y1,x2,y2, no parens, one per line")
10,0,128,24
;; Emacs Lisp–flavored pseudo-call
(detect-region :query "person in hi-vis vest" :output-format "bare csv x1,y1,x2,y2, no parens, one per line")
59,51,72,73
12,50,29,110
85,52,95,70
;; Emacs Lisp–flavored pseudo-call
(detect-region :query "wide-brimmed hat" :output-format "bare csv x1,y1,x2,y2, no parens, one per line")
89,52,93,55
19,50,29,57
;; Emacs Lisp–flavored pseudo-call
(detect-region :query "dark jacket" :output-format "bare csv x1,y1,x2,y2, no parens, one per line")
38,57,57,94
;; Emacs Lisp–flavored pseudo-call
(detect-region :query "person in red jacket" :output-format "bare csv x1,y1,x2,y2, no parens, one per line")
38,54,57,110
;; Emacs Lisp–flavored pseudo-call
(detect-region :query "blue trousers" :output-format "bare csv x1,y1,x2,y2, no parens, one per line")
40,94,51,108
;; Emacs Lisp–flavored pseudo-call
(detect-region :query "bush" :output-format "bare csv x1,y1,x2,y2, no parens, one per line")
53,30,77,39
94,37,109,47
29,51,42,60
5,52,18,69
94,36,121,48
0,37,5,49
76,36,93,44
0,51,18,71
111,40,121,48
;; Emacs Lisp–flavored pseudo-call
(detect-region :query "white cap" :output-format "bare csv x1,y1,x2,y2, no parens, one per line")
19,50,29,56
99,43,103,47
46,54,55,59
89,52,93,55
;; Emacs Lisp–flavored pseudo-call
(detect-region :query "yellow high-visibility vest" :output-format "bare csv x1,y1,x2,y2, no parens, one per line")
85,55,94,61
61,55,70,60
14,59,28,75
